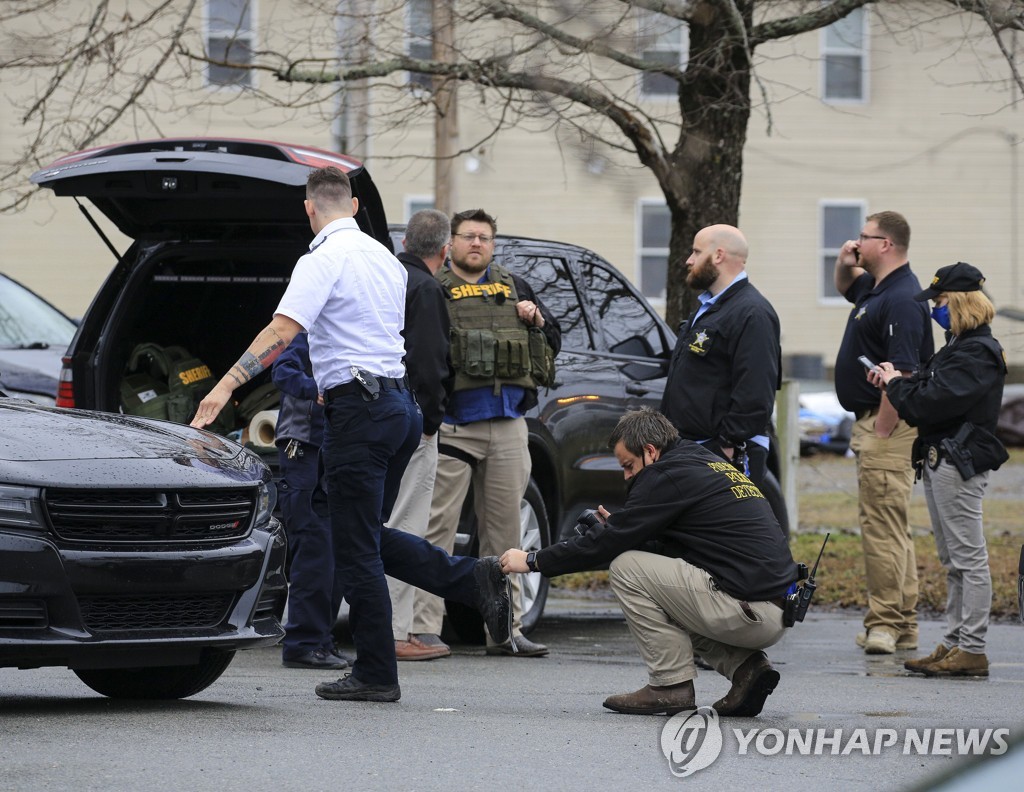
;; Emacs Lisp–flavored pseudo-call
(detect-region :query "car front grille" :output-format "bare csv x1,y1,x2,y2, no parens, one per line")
78,593,235,632
43,488,256,545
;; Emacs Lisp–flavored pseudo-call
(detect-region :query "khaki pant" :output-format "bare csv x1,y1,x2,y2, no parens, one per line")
849,412,919,639
385,433,438,640
414,417,530,644
609,550,787,687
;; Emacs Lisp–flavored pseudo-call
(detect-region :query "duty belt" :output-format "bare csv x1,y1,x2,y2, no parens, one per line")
324,375,408,403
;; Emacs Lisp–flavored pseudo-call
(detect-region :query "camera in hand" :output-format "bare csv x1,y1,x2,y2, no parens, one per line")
573,508,602,537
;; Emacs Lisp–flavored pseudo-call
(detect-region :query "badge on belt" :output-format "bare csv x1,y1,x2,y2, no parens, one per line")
926,444,940,470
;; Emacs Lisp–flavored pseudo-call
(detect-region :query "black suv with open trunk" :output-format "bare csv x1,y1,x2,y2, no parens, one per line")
31,138,787,638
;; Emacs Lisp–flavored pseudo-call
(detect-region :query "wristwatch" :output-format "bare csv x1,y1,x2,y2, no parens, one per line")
526,551,540,573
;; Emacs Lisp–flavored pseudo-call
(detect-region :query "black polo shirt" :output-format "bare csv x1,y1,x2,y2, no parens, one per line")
835,263,933,414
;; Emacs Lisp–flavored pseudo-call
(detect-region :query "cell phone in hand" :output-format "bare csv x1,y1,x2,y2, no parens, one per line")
858,356,878,371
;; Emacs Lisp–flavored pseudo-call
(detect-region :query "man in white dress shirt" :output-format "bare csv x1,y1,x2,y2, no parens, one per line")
191,167,510,702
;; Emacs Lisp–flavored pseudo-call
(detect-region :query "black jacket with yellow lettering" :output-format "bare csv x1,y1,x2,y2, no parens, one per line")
536,439,798,601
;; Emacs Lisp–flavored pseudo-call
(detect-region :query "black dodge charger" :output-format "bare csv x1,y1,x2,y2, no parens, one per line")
0,396,287,699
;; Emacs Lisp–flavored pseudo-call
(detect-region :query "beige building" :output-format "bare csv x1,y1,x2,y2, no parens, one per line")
1,1,1021,371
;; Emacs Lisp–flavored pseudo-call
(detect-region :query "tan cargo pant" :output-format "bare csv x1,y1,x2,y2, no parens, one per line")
849,412,919,640
609,550,787,687
413,417,530,644
385,433,438,640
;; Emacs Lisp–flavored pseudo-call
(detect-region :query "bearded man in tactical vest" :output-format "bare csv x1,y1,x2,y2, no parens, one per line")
417,208,561,657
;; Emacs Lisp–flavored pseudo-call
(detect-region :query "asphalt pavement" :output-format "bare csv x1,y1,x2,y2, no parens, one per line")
1,589,1022,792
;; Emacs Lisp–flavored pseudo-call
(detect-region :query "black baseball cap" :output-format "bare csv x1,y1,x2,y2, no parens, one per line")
914,262,986,301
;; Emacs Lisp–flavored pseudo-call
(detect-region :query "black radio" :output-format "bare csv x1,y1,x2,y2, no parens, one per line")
783,533,830,627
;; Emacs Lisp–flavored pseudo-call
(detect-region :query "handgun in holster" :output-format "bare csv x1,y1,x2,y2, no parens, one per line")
940,424,976,480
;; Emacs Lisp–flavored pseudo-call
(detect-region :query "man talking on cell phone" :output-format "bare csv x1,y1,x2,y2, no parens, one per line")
833,211,932,657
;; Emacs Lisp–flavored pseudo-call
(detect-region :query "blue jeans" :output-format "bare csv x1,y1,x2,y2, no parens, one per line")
277,442,343,659
323,387,484,685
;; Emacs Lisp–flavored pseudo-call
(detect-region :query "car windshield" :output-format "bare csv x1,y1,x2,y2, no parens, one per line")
0,275,76,348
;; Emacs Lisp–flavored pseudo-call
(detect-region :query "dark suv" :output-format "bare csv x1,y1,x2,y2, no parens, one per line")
31,138,787,638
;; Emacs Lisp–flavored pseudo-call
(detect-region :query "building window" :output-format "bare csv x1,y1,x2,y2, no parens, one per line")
820,201,865,300
405,196,435,219
407,0,433,91
207,0,254,87
637,11,688,97
822,7,867,102
638,201,670,301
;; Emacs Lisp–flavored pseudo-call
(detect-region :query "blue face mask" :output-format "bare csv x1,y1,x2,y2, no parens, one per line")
931,304,951,330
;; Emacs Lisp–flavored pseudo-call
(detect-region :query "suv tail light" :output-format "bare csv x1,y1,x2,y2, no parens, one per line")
55,357,75,408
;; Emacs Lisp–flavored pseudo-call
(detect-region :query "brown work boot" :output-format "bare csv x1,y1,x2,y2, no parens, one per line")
903,643,950,674
712,651,781,717
603,680,695,715
920,647,989,678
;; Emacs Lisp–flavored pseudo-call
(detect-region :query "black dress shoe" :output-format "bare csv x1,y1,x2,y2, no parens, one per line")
315,674,401,702
328,646,355,666
485,634,549,657
282,648,348,670
473,556,511,644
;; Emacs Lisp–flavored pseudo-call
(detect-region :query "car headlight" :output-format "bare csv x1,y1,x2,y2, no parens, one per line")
0,485,46,530
254,481,277,527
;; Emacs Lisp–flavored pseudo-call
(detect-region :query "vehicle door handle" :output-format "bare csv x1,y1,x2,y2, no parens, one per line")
625,382,650,396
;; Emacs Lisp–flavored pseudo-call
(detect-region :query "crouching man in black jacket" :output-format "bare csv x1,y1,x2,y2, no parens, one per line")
500,407,799,716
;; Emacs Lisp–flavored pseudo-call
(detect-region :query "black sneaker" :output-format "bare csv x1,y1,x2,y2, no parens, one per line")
282,648,348,670
473,556,511,644
327,645,355,666
315,673,401,702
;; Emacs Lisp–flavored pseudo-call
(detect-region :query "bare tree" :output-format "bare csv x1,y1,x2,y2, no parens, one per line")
3,0,1022,325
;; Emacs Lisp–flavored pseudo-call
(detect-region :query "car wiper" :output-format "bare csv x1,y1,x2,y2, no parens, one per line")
13,342,51,350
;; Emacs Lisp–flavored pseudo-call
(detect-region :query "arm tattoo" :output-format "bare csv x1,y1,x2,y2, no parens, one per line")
227,329,289,387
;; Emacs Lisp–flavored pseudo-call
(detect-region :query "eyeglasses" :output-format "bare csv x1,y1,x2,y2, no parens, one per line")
858,234,888,242
454,232,494,244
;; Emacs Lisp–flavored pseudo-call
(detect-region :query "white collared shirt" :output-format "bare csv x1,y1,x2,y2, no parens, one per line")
275,217,407,392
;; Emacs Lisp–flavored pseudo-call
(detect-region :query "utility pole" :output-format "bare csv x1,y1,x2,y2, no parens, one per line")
432,0,457,214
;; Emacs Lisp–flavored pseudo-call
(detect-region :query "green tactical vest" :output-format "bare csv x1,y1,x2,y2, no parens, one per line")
120,342,237,437
436,263,556,394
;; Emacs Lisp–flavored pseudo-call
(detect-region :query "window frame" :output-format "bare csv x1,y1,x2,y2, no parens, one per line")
819,199,867,304
204,0,256,89
404,195,436,221
636,10,688,99
636,198,670,307
820,7,869,104
406,0,433,92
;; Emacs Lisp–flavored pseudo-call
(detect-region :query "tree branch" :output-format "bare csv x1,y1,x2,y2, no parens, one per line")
750,0,875,45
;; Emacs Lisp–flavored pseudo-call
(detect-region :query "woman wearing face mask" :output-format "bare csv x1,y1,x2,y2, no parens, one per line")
868,262,1008,679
